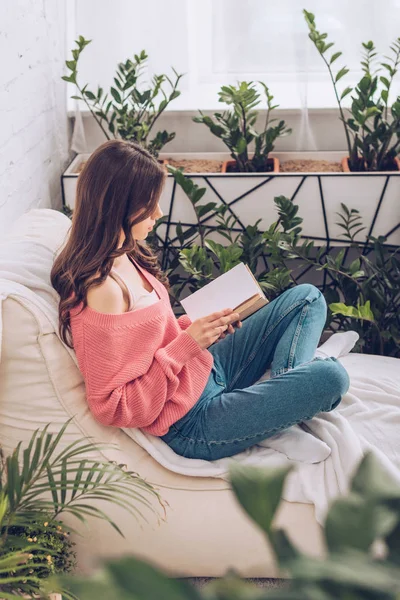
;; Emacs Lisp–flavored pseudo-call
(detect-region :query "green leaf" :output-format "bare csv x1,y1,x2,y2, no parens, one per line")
205,569,293,599
46,465,59,511
0,493,8,527
235,137,247,155
340,86,353,100
380,75,390,89
106,556,203,600
325,492,397,553
229,463,293,535
71,462,85,501
385,521,400,566
349,258,361,275
350,271,365,279
358,300,374,321
288,551,400,594
60,458,67,505
269,528,301,565
110,87,122,104
84,90,96,100
335,67,349,83
351,452,400,502
330,51,343,64
196,202,217,218
329,301,374,322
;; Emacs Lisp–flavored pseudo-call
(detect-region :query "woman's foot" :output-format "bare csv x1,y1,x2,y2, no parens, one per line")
315,331,359,359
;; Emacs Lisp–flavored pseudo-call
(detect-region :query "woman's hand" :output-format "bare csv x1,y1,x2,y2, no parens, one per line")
186,308,241,350
217,319,242,341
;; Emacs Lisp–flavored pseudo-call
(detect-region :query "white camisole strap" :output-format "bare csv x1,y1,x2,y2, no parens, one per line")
109,267,158,312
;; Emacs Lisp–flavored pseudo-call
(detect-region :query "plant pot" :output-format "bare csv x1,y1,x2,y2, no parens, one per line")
341,156,400,172
62,151,400,250
221,157,279,173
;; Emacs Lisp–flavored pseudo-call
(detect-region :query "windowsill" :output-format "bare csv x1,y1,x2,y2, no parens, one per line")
67,107,344,118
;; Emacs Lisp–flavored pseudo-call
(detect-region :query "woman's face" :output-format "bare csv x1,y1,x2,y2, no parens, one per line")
131,203,163,241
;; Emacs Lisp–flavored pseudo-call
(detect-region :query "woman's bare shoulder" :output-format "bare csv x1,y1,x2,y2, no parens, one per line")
86,277,126,314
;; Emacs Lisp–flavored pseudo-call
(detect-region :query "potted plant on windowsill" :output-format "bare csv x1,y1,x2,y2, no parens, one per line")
193,81,291,173
62,35,184,165
304,10,400,173
61,25,399,243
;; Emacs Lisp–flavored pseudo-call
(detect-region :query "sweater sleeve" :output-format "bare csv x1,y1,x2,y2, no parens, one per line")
83,328,203,429
177,314,192,331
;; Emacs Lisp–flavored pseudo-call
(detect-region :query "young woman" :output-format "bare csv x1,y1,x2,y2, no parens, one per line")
51,139,350,461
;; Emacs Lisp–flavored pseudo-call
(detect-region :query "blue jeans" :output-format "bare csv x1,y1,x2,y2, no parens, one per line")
160,284,350,461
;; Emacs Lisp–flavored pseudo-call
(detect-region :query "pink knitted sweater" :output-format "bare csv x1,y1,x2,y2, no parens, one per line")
70,261,214,436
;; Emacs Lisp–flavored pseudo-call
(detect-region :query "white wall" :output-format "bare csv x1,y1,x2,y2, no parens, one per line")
0,0,71,236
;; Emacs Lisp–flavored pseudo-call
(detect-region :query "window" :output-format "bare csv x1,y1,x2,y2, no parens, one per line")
68,0,400,112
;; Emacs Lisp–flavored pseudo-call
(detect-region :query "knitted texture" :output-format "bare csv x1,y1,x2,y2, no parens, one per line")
70,264,213,436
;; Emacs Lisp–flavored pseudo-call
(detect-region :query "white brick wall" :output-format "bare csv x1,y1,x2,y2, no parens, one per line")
0,0,71,236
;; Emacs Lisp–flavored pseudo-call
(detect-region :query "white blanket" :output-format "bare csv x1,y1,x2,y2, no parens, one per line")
2,208,400,526
126,352,400,523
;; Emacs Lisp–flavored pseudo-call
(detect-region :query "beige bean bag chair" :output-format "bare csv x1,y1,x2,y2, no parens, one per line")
1,209,399,577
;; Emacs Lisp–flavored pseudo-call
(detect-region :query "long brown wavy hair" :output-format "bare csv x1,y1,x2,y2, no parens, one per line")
51,139,168,348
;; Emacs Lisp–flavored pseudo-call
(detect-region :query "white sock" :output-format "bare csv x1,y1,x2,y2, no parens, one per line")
314,331,359,359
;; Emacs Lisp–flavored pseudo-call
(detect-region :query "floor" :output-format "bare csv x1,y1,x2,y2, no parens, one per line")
185,577,285,590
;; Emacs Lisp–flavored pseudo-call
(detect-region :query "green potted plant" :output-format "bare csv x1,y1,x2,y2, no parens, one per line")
62,35,184,159
304,9,400,172
155,168,400,357
193,81,292,172
157,166,292,314
5,514,76,599
0,420,164,599
62,35,184,209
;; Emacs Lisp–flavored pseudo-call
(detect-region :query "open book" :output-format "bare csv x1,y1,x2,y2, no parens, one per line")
180,262,268,322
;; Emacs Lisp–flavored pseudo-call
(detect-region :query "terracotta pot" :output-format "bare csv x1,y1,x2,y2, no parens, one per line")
341,156,400,172
221,157,279,173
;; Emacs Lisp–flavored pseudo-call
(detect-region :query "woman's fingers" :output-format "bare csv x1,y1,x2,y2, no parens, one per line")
217,321,241,342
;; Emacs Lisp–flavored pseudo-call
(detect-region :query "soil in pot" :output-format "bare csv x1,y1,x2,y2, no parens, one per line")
74,158,167,175
76,160,86,174
222,157,278,173
74,157,344,174
341,156,400,172
167,158,223,173
280,160,342,173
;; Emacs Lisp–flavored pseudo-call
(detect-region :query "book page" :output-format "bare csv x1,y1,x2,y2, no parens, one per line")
180,263,265,321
